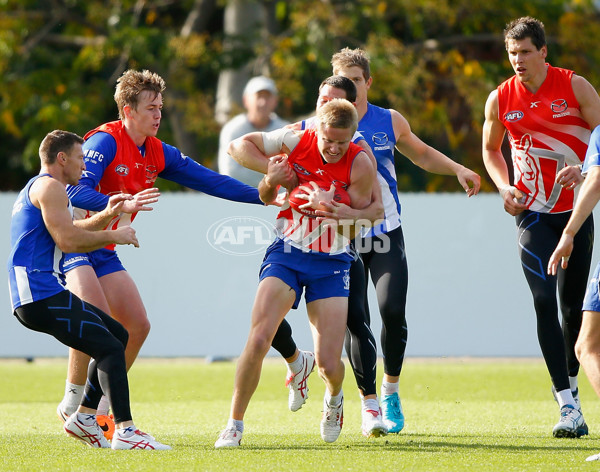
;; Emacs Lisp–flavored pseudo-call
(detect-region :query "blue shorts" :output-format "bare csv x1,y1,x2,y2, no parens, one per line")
62,248,126,278
583,262,600,313
259,239,352,309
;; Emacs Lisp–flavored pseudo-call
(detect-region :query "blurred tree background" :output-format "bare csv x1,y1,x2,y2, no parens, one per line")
1,0,599,192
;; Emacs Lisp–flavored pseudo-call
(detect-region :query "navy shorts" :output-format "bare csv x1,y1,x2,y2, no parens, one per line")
62,248,126,278
583,262,600,313
259,239,352,309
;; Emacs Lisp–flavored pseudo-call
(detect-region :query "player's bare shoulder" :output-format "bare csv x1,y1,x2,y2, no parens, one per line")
572,74,600,106
389,108,412,143
352,150,375,179
568,74,600,129
484,89,500,120
30,175,66,209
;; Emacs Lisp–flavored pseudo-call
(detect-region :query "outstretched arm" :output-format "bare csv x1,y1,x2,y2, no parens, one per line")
548,128,600,275
159,144,262,205
394,109,480,197
548,166,600,275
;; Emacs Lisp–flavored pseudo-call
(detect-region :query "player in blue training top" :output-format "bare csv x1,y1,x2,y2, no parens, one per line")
56,69,265,433
8,129,170,450
549,125,600,460
329,47,480,433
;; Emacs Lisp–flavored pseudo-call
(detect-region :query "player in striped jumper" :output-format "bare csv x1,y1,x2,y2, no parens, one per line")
483,16,600,437
215,99,374,447
270,75,388,437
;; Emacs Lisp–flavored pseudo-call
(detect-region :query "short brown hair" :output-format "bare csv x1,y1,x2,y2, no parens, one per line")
319,75,357,103
331,47,371,81
504,17,546,51
39,130,83,164
114,69,166,120
315,98,358,134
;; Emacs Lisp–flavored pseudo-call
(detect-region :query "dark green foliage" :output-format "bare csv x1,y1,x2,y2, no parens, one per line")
1,0,599,191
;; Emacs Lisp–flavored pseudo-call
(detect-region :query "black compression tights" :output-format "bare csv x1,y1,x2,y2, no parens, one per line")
344,252,378,396
14,290,132,423
516,210,593,391
271,228,409,397
358,226,409,379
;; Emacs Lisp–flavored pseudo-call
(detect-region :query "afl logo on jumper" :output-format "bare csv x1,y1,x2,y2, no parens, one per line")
505,111,524,122
372,132,388,146
551,99,568,113
115,164,129,176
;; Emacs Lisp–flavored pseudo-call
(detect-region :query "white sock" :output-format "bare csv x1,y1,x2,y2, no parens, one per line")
61,381,85,415
325,389,343,407
116,425,136,438
381,381,399,397
227,418,244,433
96,395,110,416
287,351,304,374
555,388,576,408
569,376,578,393
362,398,380,412
76,412,96,426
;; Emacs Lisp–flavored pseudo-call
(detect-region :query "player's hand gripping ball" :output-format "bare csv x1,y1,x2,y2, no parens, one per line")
288,185,350,218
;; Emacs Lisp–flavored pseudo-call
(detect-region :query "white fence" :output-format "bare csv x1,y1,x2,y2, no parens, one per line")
3,192,597,359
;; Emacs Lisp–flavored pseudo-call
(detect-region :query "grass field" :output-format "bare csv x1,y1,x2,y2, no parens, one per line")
1,357,600,471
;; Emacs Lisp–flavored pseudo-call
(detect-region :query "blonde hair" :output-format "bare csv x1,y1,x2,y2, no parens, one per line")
331,47,371,81
114,69,166,120
315,98,358,134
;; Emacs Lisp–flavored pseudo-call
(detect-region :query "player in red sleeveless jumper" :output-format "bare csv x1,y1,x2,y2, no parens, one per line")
215,99,374,447
276,128,359,254
483,17,600,437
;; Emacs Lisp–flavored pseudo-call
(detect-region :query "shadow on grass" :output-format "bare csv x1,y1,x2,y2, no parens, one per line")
196,432,600,453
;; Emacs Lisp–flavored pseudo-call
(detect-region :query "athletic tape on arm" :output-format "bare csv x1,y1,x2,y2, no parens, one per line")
262,128,301,155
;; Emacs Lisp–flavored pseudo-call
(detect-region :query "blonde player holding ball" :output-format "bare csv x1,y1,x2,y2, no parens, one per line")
215,98,374,447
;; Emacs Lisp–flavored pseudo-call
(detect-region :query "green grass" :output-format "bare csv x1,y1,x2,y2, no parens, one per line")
1,357,600,471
